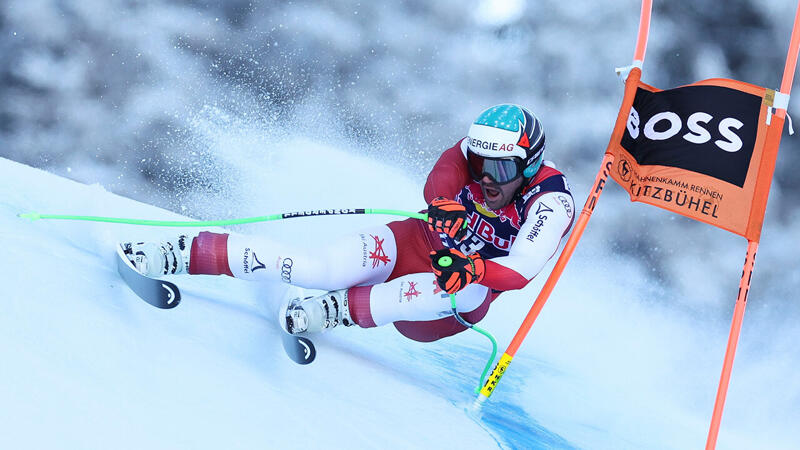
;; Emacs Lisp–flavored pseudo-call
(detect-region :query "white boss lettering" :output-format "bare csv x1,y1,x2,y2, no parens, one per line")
630,107,745,153
683,112,712,144
626,107,640,139
644,111,682,141
716,117,744,152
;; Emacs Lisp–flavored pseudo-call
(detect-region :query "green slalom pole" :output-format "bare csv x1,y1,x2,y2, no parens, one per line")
19,207,497,394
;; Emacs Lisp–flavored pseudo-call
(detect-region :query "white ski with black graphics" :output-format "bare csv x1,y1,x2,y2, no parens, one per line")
116,243,181,308
116,244,316,365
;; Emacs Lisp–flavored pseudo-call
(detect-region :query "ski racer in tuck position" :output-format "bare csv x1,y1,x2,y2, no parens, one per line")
124,104,575,342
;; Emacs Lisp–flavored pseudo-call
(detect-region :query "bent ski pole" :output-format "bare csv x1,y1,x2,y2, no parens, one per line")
432,252,499,394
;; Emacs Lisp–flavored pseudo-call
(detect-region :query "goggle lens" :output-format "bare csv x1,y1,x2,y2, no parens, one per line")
467,150,523,184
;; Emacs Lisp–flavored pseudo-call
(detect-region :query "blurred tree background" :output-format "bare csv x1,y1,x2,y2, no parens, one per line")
1,0,797,311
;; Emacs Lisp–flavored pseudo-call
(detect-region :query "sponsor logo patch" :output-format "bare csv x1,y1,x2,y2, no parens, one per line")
242,248,266,273
527,201,554,242
402,281,421,302
369,234,391,268
535,202,553,215
468,137,515,152
557,195,573,218
621,85,759,187
279,257,293,282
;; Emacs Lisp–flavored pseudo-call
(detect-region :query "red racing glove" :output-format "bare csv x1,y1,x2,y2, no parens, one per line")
429,248,486,294
427,197,468,241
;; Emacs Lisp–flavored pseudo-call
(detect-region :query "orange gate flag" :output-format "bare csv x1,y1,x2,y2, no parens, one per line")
605,78,787,241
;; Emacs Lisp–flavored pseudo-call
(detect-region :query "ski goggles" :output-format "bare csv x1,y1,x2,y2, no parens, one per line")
466,150,527,185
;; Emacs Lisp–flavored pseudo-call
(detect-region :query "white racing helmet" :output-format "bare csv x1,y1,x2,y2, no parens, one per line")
463,104,546,184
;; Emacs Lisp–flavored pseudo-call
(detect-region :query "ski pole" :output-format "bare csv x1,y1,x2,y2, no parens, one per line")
450,293,498,394
431,249,499,394
20,207,496,393
18,208,427,226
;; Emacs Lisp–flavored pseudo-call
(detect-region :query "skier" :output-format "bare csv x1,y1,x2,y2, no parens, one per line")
124,104,575,342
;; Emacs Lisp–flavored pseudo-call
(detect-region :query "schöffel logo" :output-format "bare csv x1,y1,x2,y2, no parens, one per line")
535,202,553,215
527,201,553,243
251,252,266,272
620,85,761,187
242,249,266,273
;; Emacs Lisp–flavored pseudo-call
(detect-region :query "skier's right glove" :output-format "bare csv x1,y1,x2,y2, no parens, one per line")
426,197,468,241
429,248,485,294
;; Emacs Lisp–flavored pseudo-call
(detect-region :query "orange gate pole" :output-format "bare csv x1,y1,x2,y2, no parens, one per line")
705,241,758,449
475,0,653,404
706,2,800,447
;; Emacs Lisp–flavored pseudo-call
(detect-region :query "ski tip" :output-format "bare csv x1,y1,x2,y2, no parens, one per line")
296,336,316,364
160,282,182,308
116,244,182,309
280,333,316,365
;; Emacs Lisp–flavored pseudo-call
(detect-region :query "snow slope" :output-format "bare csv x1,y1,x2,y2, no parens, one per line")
0,157,501,449
1,145,799,449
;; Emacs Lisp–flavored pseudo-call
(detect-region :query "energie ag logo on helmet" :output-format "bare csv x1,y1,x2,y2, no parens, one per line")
466,104,546,171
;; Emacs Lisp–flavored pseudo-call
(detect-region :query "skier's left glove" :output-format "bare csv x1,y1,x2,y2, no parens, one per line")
429,248,485,294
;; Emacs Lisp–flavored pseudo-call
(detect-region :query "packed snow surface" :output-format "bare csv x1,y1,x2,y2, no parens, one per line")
1,148,798,449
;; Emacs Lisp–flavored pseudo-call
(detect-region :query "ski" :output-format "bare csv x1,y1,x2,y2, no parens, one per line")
117,243,316,363
280,333,316,365
116,243,181,309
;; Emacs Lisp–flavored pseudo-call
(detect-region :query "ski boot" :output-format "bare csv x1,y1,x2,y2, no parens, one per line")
281,289,355,335
121,235,192,278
